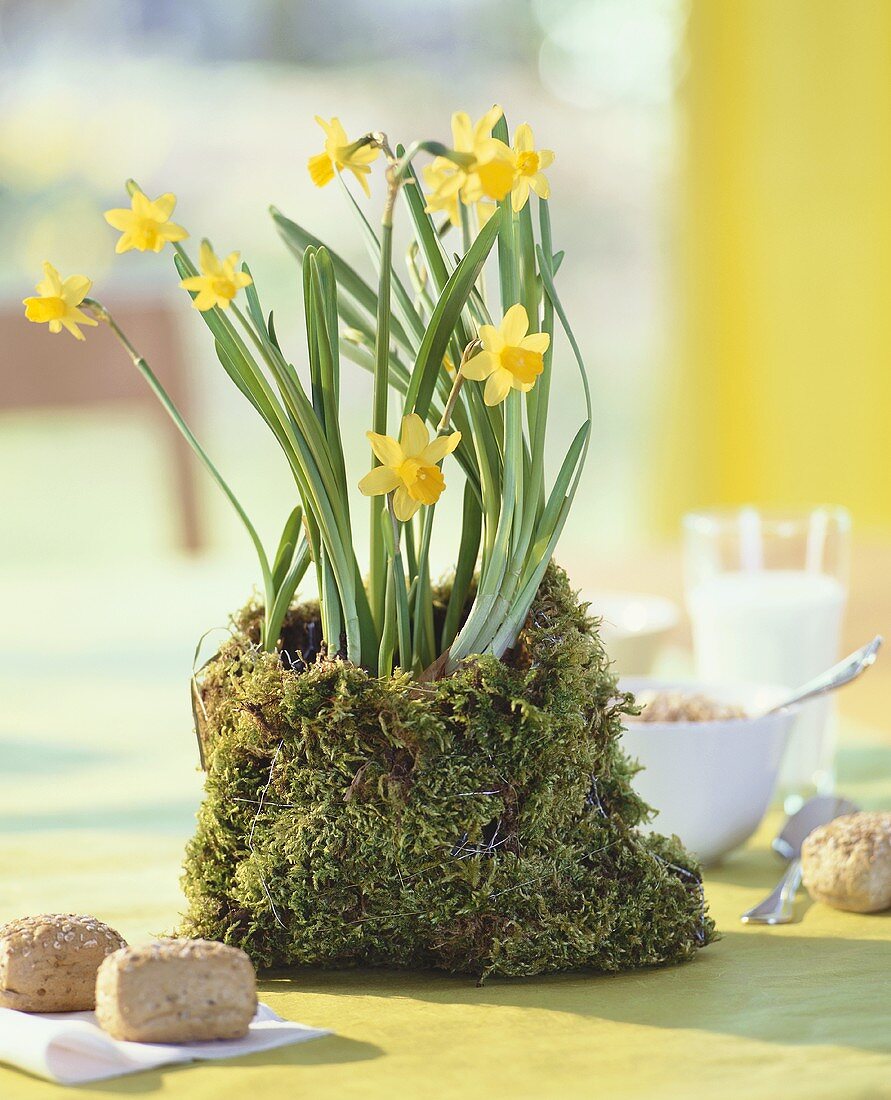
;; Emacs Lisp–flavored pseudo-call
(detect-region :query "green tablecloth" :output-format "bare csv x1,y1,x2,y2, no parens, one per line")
1,568,889,1098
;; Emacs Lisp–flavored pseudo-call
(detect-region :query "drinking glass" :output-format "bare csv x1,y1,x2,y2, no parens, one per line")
683,506,850,809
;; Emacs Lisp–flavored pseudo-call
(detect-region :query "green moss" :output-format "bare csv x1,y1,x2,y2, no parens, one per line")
181,564,714,979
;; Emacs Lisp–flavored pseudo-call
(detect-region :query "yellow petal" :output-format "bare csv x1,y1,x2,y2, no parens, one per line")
538,150,555,169
67,306,98,328
476,105,504,141
422,431,461,464
530,173,550,200
460,349,498,381
192,289,218,312
501,303,529,346
114,234,134,254
198,241,220,275
521,332,550,354
484,369,513,406
104,208,133,230
36,261,63,296
511,179,530,213
347,143,379,167
151,193,177,219
366,431,403,467
393,486,421,522
399,413,429,457
514,123,534,153
131,191,153,218
59,316,86,340
476,325,502,354
451,111,473,152
358,465,401,497
327,117,349,147
60,274,92,305
348,164,372,197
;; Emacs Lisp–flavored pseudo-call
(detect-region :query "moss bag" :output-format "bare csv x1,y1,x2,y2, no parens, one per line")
182,566,714,979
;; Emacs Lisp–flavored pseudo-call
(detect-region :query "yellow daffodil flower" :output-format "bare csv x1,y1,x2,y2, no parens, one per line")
22,262,98,341
509,123,554,212
179,242,253,312
423,160,499,229
422,159,463,226
450,107,514,202
104,191,188,253
423,106,514,220
308,117,379,196
358,413,461,522
460,303,550,406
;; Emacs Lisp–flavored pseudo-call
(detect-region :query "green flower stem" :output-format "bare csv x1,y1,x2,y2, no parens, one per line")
410,364,469,669
378,556,396,677
83,298,276,645
460,202,473,255
404,515,418,581
411,508,436,672
369,214,393,634
441,481,482,652
384,497,412,670
448,384,521,666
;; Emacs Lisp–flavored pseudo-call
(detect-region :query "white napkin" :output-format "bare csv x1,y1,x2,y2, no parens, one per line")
0,1002,329,1085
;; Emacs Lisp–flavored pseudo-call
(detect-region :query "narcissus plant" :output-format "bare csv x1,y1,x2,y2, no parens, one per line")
24,106,713,977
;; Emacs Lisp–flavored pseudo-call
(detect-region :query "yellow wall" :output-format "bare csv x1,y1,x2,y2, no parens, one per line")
665,0,891,530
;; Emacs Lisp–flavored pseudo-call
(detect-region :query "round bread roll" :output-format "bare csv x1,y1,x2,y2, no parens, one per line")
0,914,126,1012
801,811,891,913
95,938,257,1043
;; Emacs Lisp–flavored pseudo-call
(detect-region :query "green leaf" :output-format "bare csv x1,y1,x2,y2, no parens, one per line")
398,151,451,296
266,539,311,650
272,505,304,590
241,262,268,338
271,206,414,354
335,173,425,351
404,208,502,420
441,481,482,651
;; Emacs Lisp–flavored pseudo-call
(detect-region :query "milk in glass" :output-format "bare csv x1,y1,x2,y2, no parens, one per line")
688,570,846,796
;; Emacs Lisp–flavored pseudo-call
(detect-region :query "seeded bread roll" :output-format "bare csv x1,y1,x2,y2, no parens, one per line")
0,914,126,1012
95,938,257,1043
801,811,891,913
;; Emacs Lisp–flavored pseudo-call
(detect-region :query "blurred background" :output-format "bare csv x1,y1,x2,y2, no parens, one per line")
1,1,890,854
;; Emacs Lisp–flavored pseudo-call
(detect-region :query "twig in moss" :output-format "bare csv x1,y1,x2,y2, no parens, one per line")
645,849,708,946
248,740,287,929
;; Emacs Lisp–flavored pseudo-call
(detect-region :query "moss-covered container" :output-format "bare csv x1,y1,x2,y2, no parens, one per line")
181,565,713,979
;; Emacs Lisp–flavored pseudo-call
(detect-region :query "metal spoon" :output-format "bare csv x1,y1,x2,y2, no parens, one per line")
740,794,860,924
759,635,883,716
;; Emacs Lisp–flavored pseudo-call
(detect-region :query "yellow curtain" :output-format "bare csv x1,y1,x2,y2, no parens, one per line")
663,0,891,530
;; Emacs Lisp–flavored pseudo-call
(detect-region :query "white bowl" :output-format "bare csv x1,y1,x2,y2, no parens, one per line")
620,677,798,866
583,591,679,675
